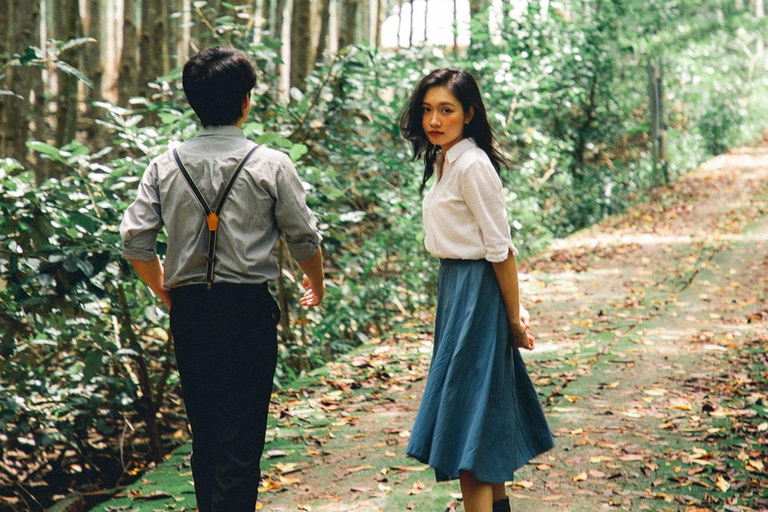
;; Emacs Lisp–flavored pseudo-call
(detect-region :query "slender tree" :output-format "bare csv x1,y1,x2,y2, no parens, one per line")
453,0,458,50
31,8,48,181
54,0,82,148
291,0,312,89
339,0,359,48
84,0,105,147
141,0,167,87
378,0,386,47
274,0,287,39
409,0,414,46
119,0,139,105
360,0,369,44
0,1,13,160
1,1,40,168
469,0,482,19
315,0,332,60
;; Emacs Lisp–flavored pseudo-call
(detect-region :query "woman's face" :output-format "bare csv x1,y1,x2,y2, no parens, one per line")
421,86,473,153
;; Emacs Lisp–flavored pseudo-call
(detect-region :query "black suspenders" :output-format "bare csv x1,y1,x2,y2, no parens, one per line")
172,145,259,289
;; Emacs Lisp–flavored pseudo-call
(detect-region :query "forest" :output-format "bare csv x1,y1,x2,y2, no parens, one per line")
1,0,767,510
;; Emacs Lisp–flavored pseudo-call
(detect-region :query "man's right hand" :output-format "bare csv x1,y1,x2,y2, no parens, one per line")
300,274,324,307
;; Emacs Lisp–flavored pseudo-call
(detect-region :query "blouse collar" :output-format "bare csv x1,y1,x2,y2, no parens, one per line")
444,138,477,164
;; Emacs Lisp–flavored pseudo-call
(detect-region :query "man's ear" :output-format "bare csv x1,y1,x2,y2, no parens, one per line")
465,106,474,125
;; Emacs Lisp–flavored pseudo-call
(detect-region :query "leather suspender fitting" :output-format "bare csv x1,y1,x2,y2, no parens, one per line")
172,145,259,289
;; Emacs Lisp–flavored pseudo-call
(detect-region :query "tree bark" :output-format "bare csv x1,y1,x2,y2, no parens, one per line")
54,0,81,148
84,0,105,147
119,0,139,105
409,1,414,47
377,0,386,47
275,0,287,40
338,0,358,48
166,0,181,69
0,0,13,160
453,0,458,50
361,0,370,45
315,0,332,60
279,0,292,100
140,0,166,87
396,0,403,47
290,0,312,90
2,1,40,167
469,0,482,20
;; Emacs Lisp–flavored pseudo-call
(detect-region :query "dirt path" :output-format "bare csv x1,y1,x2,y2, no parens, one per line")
93,146,768,512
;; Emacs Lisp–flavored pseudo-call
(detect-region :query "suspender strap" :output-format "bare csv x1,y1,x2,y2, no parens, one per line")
172,145,259,289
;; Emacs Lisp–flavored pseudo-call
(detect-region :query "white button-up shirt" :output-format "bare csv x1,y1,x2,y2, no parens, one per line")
422,138,516,262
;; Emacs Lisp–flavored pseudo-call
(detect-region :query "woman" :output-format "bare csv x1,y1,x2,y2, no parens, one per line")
400,68,554,512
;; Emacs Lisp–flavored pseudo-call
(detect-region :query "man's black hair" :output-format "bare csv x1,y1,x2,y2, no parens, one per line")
182,46,257,127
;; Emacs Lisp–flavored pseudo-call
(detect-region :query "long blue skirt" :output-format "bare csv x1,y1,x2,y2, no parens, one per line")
406,259,554,483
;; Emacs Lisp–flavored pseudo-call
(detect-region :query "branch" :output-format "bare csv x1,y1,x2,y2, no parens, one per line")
288,52,345,140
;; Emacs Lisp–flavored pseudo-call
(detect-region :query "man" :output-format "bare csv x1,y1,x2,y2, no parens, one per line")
120,46,324,512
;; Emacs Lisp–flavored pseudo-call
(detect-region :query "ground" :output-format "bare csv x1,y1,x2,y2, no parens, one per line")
93,145,768,512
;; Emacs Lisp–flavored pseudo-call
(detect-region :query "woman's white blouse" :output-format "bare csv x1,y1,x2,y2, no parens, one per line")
422,138,517,262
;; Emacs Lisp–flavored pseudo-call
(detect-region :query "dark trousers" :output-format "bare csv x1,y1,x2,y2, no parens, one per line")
170,283,279,512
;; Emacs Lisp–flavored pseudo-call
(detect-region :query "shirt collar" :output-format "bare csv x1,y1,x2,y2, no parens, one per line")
444,138,477,164
197,125,246,138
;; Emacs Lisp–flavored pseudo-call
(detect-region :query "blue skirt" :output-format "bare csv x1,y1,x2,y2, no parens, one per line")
406,259,554,483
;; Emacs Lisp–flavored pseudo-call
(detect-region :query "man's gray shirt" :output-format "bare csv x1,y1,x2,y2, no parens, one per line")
120,125,322,288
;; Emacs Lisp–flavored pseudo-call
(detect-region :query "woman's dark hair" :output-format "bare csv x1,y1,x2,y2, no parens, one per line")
399,68,505,193
182,46,257,126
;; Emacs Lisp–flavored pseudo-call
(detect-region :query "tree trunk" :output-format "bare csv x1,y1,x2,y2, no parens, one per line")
396,0,403,47
290,0,312,90
253,0,265,45
757,0,765,17
329,0,339,52
469,0,482,19
453,0,458,50
275,0,287,40
338,0,358,48
141,0,166,87
181,0,192,62
54,0,81,148
0,0,13,160
2,1,40,167
409,1,414,47
166,0,181,69
315,0,332,60
368,0,378,46
377,0,386,47
119,0,139,105
361,0,370,45
279,0,292,100
84,0,105,147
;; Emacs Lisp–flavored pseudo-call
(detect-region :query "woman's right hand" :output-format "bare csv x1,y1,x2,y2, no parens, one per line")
509,321,535,350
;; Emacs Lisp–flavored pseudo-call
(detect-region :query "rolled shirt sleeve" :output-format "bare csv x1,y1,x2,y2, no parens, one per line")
120,161,163,261
460,159,515,263
274,155,322,262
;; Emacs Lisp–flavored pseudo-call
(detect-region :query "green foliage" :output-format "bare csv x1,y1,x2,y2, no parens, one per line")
0,141,175,469
0,37,96,95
